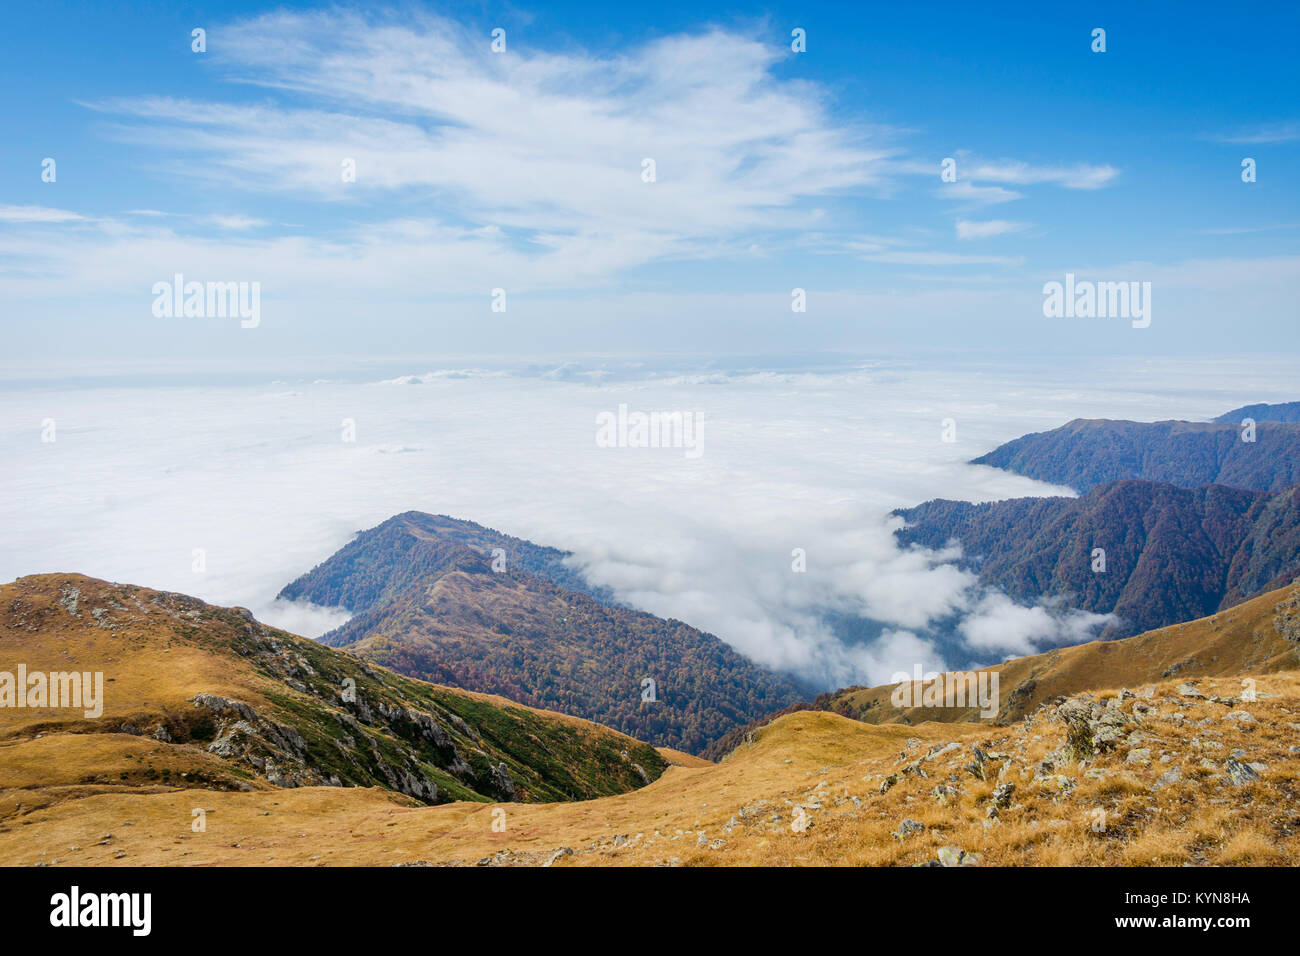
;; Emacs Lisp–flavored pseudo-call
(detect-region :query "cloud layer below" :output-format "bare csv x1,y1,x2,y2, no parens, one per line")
4,357,1297,690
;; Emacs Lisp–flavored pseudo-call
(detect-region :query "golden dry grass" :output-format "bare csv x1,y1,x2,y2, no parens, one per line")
3,673,1297,867
833,581,1300,725
4,572,1299,867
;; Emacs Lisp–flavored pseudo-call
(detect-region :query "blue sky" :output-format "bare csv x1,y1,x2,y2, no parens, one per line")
1,1,1297,369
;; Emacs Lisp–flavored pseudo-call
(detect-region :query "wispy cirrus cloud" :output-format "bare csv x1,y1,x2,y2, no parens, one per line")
206,214,269,230
88,10,899,253
72,11,1121,287
858,249,1024,266
966,160,1119,189
0,204,85,223
955,219,1030,240
935,180,1024,205
1212,120,1300,144
4,10,916,313
5,8,1291,363
930,155,1118,209
1196,222,1300,236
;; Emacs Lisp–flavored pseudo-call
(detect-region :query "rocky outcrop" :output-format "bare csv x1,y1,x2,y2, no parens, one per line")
1058,698,1128,759
1276,588,1300,642
190,694,328,789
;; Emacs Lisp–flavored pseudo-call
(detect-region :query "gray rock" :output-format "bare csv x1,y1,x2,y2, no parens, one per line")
931,785,959,805
490,762,517,801
1153,766,1182,790
1059,698,1126,757
923,742,960,762
1042,775,1073,800
936,846,981,867
57,586,81,617
1225,759,1260,786
190,693,259,723
991,782,1016,809
895,818,925,838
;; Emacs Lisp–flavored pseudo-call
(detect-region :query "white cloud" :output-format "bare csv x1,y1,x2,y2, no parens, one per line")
860,250,1024,266
89,10,898,254
1214,120,1300,144
965,160,1120,189
958,591,1113,656
5,360,1288,690
206,215,269,230
932,158,1118,208
258,598,352,638
0,11,923,320
0,205,85,223
936,181,1023,204
847,630,948,688
1196,222,1300,236
956,219,1030,240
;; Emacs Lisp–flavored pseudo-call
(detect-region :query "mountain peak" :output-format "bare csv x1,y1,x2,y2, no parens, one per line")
276,513,806,754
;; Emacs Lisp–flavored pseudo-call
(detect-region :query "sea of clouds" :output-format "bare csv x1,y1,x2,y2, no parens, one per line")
2,356,1295,691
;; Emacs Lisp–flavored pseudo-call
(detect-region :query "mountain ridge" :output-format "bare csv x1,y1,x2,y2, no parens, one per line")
892,478,1300,639
278,512,807,754
0,573,669,816
818,577,1300,727
970,417,1300,492
1214,400,1300,424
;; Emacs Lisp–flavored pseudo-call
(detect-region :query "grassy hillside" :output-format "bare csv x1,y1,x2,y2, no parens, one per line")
0,573,668,824
894,480,1300,639
821,579,1300,725
3,670,1297,867
278,512,807,754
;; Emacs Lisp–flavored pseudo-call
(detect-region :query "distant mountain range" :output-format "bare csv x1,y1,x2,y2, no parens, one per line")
971,409,1300,492
894,480,1300,640
1214,401,1300,423
888,401,1300,645
279,513,807,754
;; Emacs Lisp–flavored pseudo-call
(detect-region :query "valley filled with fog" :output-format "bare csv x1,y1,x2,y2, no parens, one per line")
3,355,1294,690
